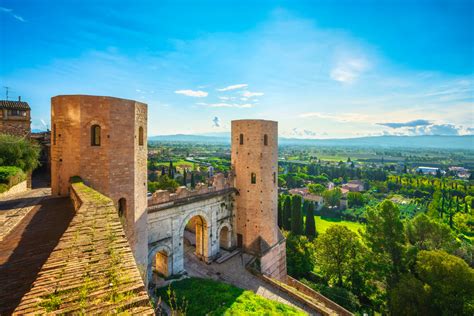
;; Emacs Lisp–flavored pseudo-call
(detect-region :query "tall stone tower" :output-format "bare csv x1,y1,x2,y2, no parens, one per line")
231,119,286,279
51,95,148,271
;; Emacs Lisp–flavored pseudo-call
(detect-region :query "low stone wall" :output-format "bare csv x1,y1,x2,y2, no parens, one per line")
261,239,287,280
14,181,154,315
150,173,232,205
0,180,28,199
286,276,353,316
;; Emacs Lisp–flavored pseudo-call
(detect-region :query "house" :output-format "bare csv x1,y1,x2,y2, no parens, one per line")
289,187,324,210
0,98,31,137
341,180,365,192
416,166,444,175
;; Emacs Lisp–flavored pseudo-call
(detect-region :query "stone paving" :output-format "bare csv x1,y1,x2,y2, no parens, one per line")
0,186,50,242
183,244,320,316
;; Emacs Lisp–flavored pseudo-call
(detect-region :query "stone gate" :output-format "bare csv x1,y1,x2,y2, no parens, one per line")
146,174,236,281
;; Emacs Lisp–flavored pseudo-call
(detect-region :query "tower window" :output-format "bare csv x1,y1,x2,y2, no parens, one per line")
239,133,244,145
251,172,256,184
91,124,101,146
273,172,276,184
264,134,268,146
139,126,144,146
53,124,56,145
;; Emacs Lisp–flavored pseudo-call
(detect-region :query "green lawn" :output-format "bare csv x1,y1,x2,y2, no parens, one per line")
156,277,305,315
313,216,365,236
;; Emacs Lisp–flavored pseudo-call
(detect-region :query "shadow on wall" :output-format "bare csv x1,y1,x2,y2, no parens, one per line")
0,197,75,314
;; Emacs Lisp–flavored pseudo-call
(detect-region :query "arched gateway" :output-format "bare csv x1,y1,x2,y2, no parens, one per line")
146,187,235,282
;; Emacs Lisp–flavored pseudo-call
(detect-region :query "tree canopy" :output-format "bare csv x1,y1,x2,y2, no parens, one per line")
0,134,40,172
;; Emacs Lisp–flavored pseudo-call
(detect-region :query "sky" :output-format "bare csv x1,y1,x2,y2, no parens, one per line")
0,0,473,138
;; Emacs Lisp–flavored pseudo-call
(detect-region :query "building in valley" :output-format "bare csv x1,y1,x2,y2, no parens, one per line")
0,98,31,137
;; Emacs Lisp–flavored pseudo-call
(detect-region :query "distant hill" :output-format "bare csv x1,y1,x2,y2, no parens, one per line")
149,134,474,150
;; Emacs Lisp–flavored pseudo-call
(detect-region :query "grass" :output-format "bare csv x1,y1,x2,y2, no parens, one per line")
313,216,365,236
156,277,305,315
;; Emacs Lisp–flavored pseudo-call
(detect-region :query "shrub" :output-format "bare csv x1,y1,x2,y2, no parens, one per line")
0,134,41,172
0,166,26,192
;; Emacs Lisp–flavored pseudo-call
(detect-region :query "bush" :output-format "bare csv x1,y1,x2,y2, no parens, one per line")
0,134,40,172
0,166,26,192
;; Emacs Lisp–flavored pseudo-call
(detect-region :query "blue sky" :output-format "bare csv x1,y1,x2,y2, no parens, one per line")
0,0,473,138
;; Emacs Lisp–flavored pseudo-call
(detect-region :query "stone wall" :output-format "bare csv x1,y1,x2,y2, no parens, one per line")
0,180,28,199
149,173,232,205
260,237,287,280
231,120,279,254
147,189,235,279
0,112,31,137
13,181,153,315
50,95,148,271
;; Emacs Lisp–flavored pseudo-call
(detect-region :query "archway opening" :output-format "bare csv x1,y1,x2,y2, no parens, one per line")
219,226,231,250
183,215,208,262
155,250,170,278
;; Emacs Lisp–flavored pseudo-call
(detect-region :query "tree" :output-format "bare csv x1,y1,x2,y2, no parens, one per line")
305,201,317,239
389,274,432,316
277,197,283,228
362,200,405,287
406,213,458,252
308,183,325,195
182,168,187,186
291,195,303,235
453,212,474,236
190,172,195,189
323,188,342,208
0,134,40,172
284,232,315,278
347,192,364,208
416,250,474,315
168,160,174,178
315,225,364,287
283,195,292,230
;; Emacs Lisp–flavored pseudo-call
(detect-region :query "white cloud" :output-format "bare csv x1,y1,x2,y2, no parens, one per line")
208,103,253,108
218,96,229,100
217,84,248,91
330,58,368,84
0,7,25,22
242,91,264,98
175,89,208,97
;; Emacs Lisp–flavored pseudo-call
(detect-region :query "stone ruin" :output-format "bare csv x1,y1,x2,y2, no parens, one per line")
149,173,233,205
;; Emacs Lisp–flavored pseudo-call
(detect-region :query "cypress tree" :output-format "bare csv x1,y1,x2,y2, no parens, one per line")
161,166,166,176
291,195,303,235
168,161,173,178
190,172,195,189
283,195,292,230
182,169,187,186
305,201,317,239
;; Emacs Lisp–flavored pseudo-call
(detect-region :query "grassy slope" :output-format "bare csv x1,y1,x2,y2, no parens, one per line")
156,277,305,316
314,216,365,236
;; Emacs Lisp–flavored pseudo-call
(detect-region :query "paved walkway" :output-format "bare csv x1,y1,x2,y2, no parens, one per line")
0,187,50,242
0,196,75,315
183,244,320,315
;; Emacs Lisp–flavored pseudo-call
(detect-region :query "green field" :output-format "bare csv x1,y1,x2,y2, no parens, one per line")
313,216,365,236
156,277,305,315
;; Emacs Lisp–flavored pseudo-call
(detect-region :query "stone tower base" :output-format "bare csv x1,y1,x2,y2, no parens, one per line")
260,239,287,281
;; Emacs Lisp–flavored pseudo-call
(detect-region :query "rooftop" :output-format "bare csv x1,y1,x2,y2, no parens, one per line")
0,100,30,110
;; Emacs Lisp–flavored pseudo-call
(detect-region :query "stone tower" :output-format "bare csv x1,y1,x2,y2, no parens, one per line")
51,95,148,271
231,119,286,279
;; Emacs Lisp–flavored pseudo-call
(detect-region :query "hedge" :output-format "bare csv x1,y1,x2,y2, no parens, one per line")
0,166,26,193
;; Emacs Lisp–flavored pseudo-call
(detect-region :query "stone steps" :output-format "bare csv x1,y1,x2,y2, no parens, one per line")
215,249,240,264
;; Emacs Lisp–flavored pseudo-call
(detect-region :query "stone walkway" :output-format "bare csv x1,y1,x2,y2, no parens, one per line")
0,196,75,315
0,187,51,242
183,245,320,316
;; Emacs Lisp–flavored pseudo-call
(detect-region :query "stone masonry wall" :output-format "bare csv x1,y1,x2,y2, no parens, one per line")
51,95,148,274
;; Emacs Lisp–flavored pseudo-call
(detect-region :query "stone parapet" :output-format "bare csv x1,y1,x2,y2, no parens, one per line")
13,180,153,315
149,173,232,206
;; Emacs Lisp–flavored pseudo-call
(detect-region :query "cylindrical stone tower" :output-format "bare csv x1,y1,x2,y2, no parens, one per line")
51,95,148,272
231,119,279,254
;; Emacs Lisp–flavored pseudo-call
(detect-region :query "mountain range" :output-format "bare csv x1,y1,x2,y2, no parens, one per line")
148,134,474,150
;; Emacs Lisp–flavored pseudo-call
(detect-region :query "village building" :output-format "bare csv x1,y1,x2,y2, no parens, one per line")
0,98,31,137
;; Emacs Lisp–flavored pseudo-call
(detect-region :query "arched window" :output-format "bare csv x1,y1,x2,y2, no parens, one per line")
91,124,101,146
239,133,244,145
139,126,144,146
273,172,276,184
264,134,268,146
53,124,57,145
251,172,256,184
118,198,126,218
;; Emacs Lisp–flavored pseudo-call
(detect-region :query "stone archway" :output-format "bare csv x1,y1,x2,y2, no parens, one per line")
183,214,208,261
147,244,172,285
218,223,232,250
